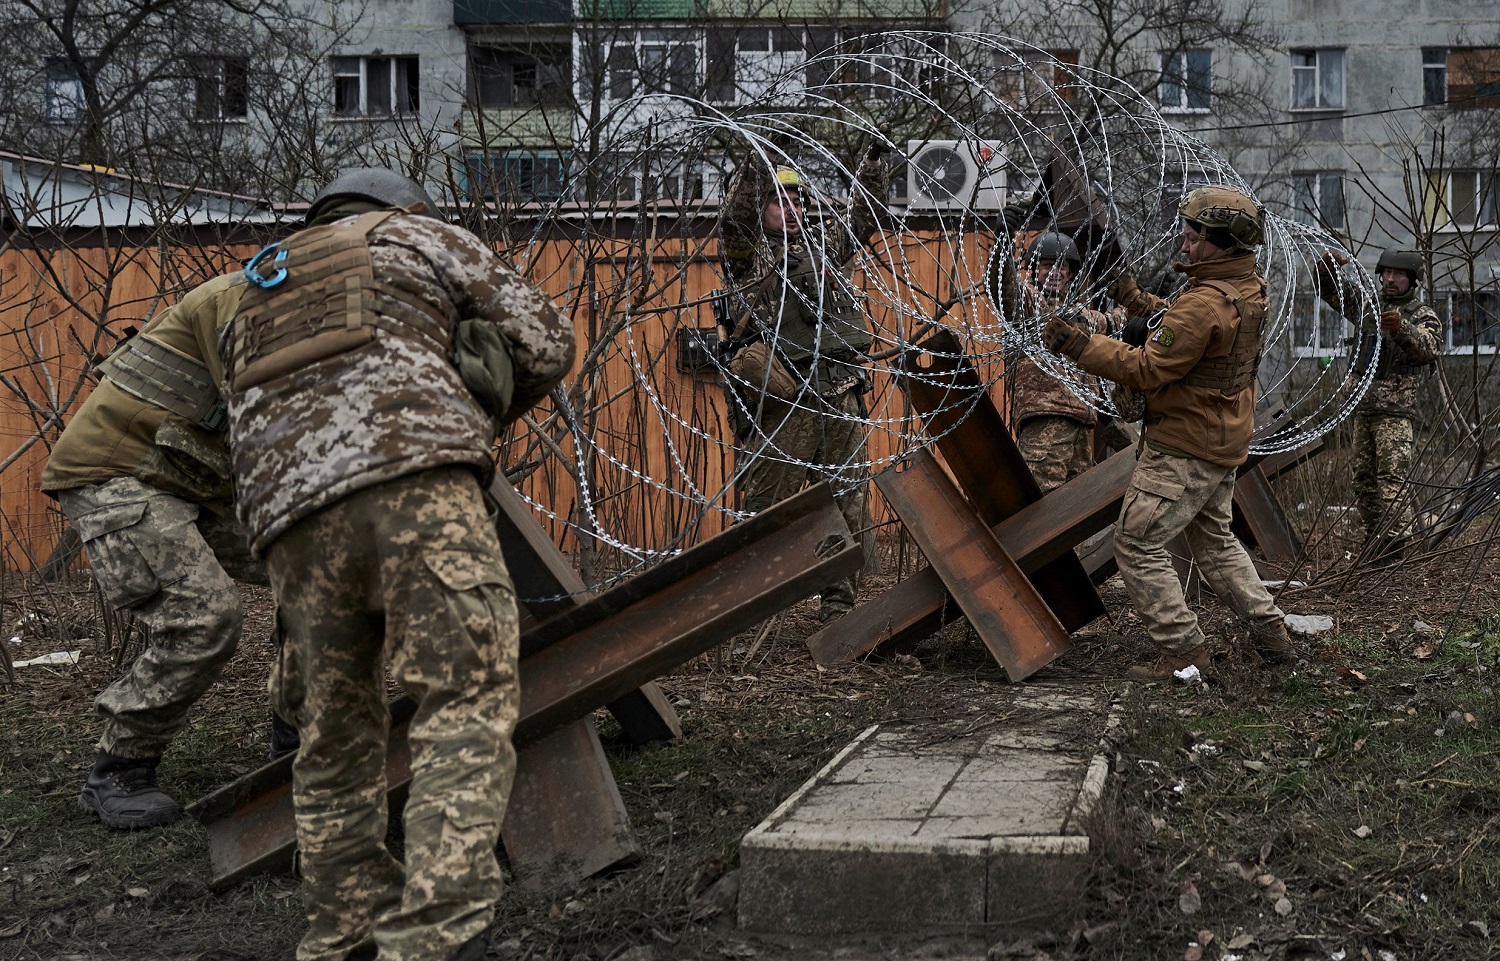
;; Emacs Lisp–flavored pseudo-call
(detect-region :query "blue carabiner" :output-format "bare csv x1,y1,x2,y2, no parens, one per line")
245,243,289,288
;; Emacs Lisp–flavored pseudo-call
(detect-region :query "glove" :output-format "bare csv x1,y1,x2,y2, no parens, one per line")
1320,250,1350,270
1107,272,1140,305
1119,314,1151,348
1042,315,1089,359
1380,308,1402,334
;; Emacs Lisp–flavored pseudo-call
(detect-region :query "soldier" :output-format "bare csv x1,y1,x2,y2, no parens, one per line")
1314,248,1442,549
716,159,887,622
1042,185,1293,679
995,231,1121,492
221,169,574,961
42,270,295,830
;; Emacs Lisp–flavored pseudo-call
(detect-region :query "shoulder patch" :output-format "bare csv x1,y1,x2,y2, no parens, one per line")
1152,325,1175,348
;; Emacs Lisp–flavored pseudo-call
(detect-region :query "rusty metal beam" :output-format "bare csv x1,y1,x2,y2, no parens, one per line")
490,478,682,743
877,451,1069,680
1231,465,1302,565
192,483,859,888
897,329,1105,632
809,448,1136,666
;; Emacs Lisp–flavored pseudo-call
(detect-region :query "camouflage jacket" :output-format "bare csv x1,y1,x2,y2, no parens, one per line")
223,205,575,554
1313,265,1442,418
717,163,887,368
42,271,246,508
997,264,1120,427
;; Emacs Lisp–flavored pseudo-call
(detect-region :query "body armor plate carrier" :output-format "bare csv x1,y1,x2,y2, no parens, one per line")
1181,278,1266,396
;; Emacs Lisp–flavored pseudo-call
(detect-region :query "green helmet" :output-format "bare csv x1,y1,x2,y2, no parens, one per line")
306,168,438,224
1027,231,1081,267
1178,184,1264,250
1375,248,1424,283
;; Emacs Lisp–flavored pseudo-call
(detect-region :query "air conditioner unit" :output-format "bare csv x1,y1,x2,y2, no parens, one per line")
906,140,1008,212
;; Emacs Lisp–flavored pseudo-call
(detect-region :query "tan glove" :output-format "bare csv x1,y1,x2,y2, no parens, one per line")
1042,316,1089,359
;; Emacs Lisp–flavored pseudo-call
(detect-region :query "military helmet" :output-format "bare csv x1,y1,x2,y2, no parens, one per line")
772,166,803,190
1027,231,1082,267
1178,184,1264,250
306,168,438,224
1375,248,1424,283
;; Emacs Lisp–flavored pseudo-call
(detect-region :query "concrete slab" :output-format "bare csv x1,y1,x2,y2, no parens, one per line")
738,684,1115,937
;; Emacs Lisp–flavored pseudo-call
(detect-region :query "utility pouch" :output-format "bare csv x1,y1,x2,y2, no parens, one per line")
454,318,517,430
729,340,800,400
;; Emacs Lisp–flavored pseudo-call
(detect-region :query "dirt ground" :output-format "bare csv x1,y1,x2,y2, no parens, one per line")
2,532,1499,961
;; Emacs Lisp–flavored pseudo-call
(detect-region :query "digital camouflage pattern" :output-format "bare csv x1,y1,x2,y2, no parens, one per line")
1353,412,1416,539
266,469,518,961
225,208,575,555
1312,269,1442,420
1016,415,1094,494
1003,279,1117,428
739,389,868,615
56,476,264,758
1114,447,1284,655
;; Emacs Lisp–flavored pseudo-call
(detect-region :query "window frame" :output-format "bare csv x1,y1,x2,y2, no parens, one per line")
192,56,250,122
1158,47,1213,113
465,150,571,203
469,44,571,108
331,54,421,118
596,27,700,103
1289,47,1345,111
44,57,84,125
1432,169,1499,231
1436,288,1500,353
1290,171,1346,230
1422,47,1448,107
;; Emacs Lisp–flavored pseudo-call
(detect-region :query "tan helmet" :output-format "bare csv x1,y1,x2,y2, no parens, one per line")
1178,184,1264,250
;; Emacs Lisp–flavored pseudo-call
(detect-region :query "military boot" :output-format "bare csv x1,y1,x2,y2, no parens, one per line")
1250,622,1293,664
269,713,301,762
1127,645,1209,683
78,751,181,829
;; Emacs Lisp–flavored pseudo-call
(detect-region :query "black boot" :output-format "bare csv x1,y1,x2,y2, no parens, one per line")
78,750,181,829
269,713,301,762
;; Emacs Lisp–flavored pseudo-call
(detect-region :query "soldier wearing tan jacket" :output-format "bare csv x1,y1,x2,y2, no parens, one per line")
42,270,291,830
1043,185,1292,680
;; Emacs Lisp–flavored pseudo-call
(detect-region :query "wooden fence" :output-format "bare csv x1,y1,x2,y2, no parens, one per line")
0,222,1007,573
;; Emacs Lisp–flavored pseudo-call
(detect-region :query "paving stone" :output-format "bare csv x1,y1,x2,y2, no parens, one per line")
738,685,1114,937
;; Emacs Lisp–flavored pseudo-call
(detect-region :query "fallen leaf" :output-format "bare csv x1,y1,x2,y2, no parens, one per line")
1468,920,1490,938
1242,760,1267,772
1336,666,1369,685
1184,946,1203,961
1413,641,1435,660
0,919,24,938
126,887,148,898
1178,880,1202,915
1274,897,1293,916
1353,825,1373,839
1196,929,1215,946
1227,934,1256,950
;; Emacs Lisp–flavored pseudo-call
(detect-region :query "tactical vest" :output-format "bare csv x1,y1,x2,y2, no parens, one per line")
755,242,871,366
1372,295,1436,380
1181,278,1266,395
226,210,453,390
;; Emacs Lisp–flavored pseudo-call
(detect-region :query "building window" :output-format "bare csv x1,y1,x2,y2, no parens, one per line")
470,46,569,108
705,27,805,103
1291,172,1345,229
1431,170,1499,228
600,28,697,101
1438,290,1500,352
466,152,569,202
1159,48,1212,111
1422,47,1447,106
45,58,84,124
1447,47,1500,109
333,56,420,117
993,48,1080,110
1290,294,1346,358
193,57,249,120
1290,48,1344,110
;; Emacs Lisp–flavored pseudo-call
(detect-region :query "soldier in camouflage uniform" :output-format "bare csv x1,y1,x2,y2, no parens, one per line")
716,160,887,621
1044,185,1293,680
995,232,1122,493
221,169,574,961
1314,248,1442,547
41,270,294,830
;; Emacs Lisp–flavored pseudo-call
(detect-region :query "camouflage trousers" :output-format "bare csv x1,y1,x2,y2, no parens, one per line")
1016,415,1094,495
265,467,519,961
740,388,869,614
57,477,263,759
1352,412,1415,541
1114,447,1284,655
